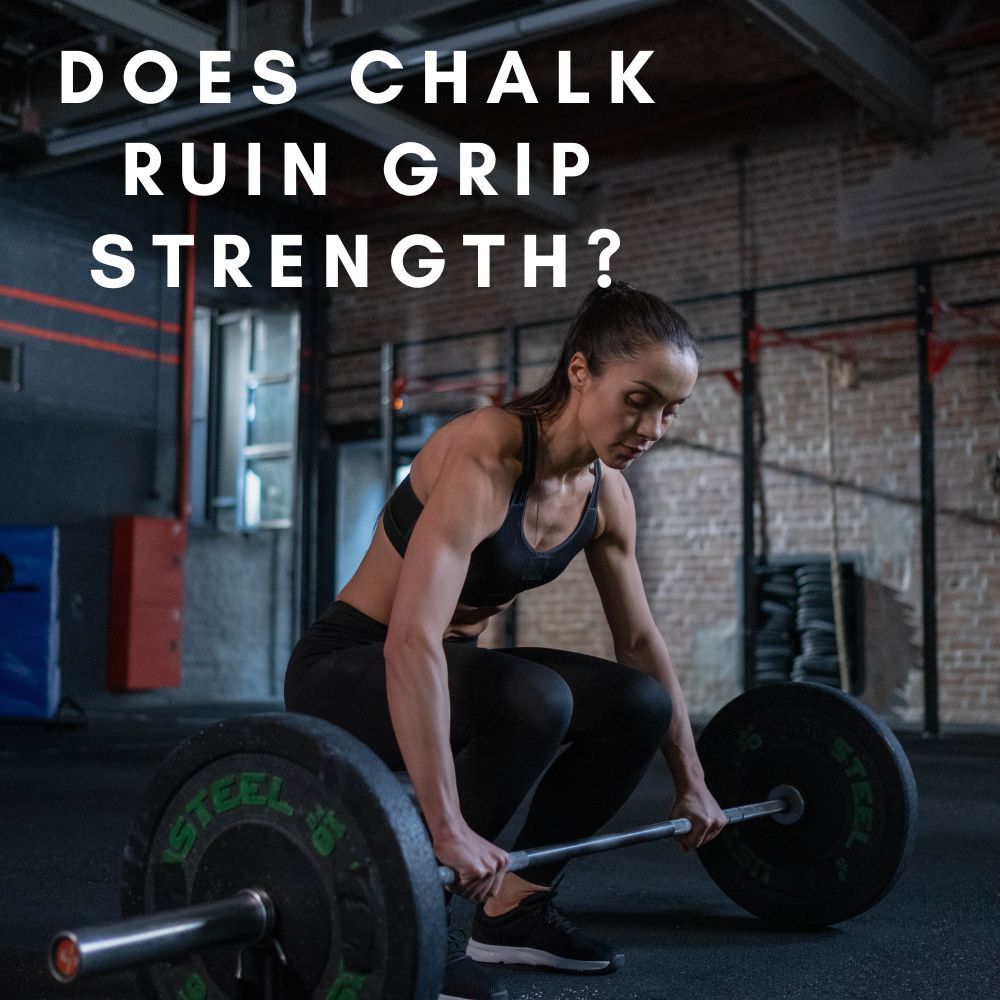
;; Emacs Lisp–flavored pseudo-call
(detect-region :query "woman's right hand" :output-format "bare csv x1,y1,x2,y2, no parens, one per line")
433,822,509,904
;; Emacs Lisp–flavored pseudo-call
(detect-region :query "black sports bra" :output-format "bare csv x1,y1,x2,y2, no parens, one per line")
381,415,602,607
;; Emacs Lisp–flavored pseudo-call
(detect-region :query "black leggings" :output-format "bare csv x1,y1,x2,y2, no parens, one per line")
284,602,673,883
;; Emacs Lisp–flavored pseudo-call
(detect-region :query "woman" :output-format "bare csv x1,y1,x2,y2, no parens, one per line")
285,281,727,1000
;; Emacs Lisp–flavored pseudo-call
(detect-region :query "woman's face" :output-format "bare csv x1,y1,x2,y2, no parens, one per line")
573,341,699,468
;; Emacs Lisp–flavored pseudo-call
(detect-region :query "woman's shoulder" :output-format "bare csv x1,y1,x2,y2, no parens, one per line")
433,407,524,464
411,407,524,497
596,462,629,500
593,463,635,539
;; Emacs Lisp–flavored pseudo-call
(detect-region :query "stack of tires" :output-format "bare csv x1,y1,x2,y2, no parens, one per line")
792,566,843,687
751,559,862,694
754,566,798,685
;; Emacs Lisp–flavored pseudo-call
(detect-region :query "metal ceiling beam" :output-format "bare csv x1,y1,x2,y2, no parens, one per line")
727,0,936,139
41,0,675,159
303,96,581,227
291,0,482,46
31,0,220,64
237,0,473,54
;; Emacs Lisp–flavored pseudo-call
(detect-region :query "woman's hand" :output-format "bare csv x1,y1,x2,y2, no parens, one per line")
670,782,728,853
433,823,509,904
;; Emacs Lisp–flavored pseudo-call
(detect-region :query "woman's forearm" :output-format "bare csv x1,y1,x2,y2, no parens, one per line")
615,633,705,791
384,635,464,838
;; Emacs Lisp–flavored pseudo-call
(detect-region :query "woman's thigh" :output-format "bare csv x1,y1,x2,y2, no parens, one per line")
284,641,575,768
498,646,673,741
284,643,405,766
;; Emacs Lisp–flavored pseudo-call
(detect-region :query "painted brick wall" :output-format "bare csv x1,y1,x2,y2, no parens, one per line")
0,167,299,708
325,68,1000,725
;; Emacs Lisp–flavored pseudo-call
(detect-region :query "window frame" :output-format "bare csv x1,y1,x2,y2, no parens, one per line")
191,306,300,532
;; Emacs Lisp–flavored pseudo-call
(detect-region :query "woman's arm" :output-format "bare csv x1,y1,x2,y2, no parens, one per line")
585,470,727,850
382,415,518,899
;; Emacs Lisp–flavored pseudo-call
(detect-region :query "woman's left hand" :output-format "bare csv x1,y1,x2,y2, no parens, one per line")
669,782,728,853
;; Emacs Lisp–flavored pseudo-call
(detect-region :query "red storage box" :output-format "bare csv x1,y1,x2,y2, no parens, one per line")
108,517,186,690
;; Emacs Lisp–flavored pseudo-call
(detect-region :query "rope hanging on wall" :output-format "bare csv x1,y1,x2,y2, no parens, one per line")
823,354,851,694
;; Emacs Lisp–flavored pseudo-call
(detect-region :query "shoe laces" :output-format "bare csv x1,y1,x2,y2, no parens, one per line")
523,876,578,935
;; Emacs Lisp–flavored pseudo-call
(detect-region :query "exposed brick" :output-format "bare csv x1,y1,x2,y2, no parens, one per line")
327,67,1000,726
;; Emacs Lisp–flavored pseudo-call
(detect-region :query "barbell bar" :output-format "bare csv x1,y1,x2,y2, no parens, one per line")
51,786,803,983
438,785,803,886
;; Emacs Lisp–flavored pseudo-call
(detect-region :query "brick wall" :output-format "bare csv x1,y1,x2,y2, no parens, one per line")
325,67,1000,726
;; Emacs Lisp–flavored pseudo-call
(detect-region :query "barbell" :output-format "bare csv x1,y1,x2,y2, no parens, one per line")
49,682,918,999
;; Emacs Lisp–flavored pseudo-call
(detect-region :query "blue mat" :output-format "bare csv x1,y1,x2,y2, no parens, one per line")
0,524,60,718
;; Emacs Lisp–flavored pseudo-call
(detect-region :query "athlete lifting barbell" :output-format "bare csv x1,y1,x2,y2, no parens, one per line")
48,283,917,1000
282,281,719,999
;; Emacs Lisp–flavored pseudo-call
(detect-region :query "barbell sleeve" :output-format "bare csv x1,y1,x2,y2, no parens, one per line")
49,888,275,984
437,790,801,888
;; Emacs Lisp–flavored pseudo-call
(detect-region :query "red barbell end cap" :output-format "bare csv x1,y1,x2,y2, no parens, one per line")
51,936,80,982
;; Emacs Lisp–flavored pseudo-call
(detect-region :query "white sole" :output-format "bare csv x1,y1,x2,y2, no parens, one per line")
466,940,613,972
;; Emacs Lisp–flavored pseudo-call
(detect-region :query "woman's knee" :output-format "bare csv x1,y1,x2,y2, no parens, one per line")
614,669,673,742
448,646,574,739
498,666,574,747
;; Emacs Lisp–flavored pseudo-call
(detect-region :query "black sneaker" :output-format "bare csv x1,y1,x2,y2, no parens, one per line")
466,880,624,974
440,928,509,1000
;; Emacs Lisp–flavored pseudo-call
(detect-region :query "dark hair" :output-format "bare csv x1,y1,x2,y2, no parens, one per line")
505,280,701,420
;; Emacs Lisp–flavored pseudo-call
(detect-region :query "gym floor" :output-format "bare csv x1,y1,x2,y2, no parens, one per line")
4,706,998,1000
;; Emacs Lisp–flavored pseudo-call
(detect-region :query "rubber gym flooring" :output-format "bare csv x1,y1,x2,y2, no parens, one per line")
3,704,998,1000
